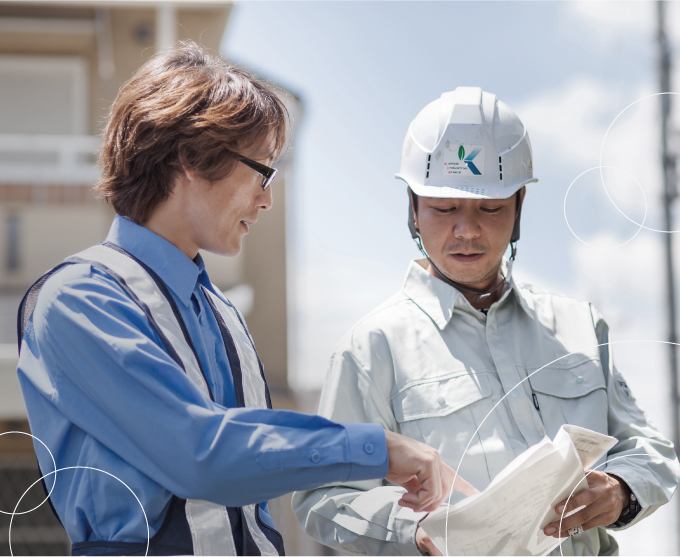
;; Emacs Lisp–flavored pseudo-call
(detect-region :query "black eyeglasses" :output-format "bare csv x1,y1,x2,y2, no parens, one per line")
236,155,277,190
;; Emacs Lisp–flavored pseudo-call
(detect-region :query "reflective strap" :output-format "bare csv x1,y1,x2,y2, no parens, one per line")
185,500,237,556
71,245,211,399
202,288,268,410
203,288,280,556
243,504,278,556
69,245,238,556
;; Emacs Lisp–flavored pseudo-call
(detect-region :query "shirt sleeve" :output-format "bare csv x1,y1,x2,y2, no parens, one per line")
292,339,426,556
18,265,388,508
590,305,680,530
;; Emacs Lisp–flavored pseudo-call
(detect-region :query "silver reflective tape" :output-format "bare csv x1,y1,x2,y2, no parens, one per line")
203,288,268,410
243,504,278,556
204,289,280,555
185,499,237,556
73,245,210,399
71,245,237,555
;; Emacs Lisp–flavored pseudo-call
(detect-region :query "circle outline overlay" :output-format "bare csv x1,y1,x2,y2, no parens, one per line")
598,91,680,234
443,339,678,555
564,166,648,249
8,465,150,557
556,454,647,557
0,431,57,516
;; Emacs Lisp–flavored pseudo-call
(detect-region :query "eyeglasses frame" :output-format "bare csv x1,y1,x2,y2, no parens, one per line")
236,155,278,190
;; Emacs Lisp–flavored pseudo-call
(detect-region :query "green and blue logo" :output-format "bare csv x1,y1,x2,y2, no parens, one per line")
463,147,482,175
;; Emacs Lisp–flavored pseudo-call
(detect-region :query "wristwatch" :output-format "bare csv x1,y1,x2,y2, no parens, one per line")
611,490,642,527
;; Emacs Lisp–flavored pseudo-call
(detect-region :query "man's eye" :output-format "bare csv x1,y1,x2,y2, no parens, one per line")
481,207,502,213
434,207,456,213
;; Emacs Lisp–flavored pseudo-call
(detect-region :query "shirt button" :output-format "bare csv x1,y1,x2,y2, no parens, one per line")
575,376,584,383
437,395,446,405
488,325,495,334
310,450,321,463
364,443,374,455
511,390,519,398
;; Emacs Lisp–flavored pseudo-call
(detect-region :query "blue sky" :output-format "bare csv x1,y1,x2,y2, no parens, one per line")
223,4,678,551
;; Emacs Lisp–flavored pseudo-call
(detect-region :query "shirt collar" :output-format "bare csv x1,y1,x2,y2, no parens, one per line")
402,258,535,329
402,260,461,329
105,215,202,306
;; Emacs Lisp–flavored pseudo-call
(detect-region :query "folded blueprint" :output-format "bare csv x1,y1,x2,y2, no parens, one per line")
420,425,618,556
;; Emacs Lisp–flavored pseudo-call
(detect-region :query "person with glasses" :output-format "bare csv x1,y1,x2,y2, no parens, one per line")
16,43,460,556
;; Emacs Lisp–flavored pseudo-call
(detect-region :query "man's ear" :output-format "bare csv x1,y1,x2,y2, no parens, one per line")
183,166,198,182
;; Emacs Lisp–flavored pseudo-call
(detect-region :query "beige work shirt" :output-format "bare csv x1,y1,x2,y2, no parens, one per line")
293,259,680,556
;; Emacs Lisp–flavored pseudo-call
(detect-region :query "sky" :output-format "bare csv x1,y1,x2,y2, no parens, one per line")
223,2,680,553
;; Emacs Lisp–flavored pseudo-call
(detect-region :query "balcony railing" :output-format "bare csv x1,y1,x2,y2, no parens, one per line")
0,134,100,185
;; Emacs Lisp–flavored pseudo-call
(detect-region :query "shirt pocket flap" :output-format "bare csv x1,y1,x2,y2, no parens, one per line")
529,358,605,398
393,372,492,422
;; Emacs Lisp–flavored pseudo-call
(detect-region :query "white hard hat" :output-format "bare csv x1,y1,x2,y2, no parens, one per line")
396,86,537,199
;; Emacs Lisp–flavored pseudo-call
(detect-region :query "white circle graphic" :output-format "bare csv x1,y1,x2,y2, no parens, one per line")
443,339,678,556
598,92,680,234
0,431,56,515
557,454,646,557
564,166,648,249
8,465,150,557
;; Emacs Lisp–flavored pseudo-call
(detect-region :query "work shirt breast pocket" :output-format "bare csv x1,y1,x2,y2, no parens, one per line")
527,358,608,439
391,372,493,491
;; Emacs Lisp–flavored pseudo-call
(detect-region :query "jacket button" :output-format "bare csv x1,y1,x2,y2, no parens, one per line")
511,390,519,398
364,443,374,454
310,450,321,463
575,376,584,383
437,395,446,405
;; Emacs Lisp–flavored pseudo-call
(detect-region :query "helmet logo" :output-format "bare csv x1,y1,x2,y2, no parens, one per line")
444,144,484,176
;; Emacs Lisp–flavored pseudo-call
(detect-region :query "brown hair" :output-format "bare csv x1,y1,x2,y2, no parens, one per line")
95,41,290,224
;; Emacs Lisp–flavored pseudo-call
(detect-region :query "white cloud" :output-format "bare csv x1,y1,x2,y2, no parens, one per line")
517,78,655,170
564,1,680,53
517,78,625,168
518,78,665,233
566,1,654,36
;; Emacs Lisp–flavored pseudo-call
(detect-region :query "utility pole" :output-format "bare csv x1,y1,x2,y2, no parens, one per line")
658,1,680,510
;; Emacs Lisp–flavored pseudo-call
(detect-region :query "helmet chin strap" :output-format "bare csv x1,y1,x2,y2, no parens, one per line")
408,190,521,305
413,234,512,305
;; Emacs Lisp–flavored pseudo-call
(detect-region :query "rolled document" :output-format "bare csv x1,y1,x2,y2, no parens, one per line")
420,425,618,556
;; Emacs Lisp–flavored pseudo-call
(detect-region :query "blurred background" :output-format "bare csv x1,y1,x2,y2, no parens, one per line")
0,0,679,555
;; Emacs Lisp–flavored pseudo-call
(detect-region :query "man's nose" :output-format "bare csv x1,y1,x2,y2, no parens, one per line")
453,209,481,239
258,185,273,211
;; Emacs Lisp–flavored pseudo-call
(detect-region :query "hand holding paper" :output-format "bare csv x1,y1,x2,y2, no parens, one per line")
543,469,630,538
419,425,618,556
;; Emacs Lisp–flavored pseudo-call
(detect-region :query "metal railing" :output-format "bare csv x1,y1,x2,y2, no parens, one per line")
0,134,100,185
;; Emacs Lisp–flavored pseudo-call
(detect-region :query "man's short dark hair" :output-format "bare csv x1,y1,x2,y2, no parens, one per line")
96,41,290,224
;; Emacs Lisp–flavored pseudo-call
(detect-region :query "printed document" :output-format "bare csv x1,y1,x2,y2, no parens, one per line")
420,425,618,556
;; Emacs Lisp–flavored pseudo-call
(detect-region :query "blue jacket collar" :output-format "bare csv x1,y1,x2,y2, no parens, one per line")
105,215,202,306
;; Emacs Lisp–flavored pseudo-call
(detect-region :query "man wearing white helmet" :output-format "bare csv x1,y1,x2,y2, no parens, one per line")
293,87,679,555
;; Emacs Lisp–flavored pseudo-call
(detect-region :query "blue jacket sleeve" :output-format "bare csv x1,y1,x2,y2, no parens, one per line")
19,265,388,507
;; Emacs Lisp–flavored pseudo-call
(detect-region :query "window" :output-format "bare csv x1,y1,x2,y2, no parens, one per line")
0,55,88,135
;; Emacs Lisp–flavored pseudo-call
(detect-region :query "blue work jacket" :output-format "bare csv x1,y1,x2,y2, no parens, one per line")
17,215,388,547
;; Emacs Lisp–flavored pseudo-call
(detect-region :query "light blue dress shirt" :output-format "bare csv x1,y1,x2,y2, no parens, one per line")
17,215,388,544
